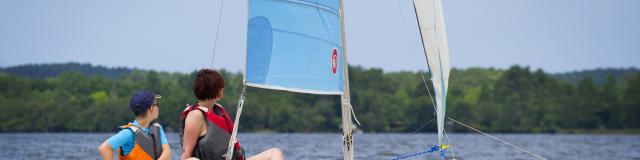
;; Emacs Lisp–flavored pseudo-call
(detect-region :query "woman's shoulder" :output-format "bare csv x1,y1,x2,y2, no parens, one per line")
182,105,209,116
185,108,205,119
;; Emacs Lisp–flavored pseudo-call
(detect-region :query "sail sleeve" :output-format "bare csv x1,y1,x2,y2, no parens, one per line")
244,0,344,95
413,0,451,145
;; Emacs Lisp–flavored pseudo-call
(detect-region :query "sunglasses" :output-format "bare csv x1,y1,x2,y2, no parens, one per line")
152,95,162,107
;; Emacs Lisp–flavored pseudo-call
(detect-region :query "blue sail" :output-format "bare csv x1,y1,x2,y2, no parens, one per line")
245,0,344,95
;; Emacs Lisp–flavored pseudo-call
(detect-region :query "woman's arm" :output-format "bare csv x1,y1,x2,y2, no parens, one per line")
181,110,204,160
98,141,114,160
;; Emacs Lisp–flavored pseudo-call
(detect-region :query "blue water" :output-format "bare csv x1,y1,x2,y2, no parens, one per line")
0,133,638,160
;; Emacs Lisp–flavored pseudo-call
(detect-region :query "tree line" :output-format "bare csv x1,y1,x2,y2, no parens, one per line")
0,64,638,133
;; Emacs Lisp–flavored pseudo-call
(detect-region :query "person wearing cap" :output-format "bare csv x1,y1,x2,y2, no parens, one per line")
98,91,172,160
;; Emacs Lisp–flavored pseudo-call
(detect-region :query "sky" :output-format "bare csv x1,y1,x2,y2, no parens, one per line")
1,0,638,73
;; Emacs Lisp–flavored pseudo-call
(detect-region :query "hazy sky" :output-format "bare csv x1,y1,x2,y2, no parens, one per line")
1,0,638,73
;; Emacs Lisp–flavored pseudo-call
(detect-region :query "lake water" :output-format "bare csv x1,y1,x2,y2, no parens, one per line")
0,133,638,160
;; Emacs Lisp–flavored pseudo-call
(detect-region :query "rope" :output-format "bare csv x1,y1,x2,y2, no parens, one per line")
348,103,362,126
395,0,437,114
391,150,431,160
419,71,437,115
392,145,441,160
210,0,225,69
412,117,435,133
447,117,547,160
443,128,456,159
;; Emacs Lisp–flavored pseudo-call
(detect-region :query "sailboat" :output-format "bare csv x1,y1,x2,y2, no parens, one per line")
222,0,450,159
413,0,452,156
391,0,453,159
395,1,545,159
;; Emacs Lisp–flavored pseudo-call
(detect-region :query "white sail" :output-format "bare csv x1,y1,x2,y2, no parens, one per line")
413,0,451,145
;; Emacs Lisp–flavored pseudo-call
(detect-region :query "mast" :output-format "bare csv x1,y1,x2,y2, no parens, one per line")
224,1,249,159
339,0,354,159
225,84,246,160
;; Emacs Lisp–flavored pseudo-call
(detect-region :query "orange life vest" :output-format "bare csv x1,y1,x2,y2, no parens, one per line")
117,123,163,160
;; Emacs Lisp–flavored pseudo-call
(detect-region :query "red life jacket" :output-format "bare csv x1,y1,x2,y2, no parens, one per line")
179,104,244,160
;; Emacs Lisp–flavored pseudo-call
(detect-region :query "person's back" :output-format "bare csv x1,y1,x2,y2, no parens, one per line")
180,69,283,160
180,103,242,160
98,91,172,160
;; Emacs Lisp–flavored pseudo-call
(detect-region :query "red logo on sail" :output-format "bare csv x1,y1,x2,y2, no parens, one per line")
331,48,338,75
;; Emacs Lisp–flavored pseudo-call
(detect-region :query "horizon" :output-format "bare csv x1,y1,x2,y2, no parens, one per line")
1,61,638,75
1,0,639,74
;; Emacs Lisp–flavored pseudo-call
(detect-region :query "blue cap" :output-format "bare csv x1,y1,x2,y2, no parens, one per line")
129,91,156,116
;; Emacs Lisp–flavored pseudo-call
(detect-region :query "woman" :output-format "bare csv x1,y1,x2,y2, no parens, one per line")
98,91,172,160
180,69,283,160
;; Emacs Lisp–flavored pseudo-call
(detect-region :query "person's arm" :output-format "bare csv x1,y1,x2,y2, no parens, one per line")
181,110,204,160
247,148,284,160
100,130,133,160
98,141,114,160
158,125,172,160
159,144,172,160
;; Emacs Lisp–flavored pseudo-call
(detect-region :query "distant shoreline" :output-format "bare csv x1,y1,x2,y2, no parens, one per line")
1,63,638,133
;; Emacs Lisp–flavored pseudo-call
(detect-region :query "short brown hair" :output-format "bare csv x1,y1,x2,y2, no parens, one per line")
192,69,225,100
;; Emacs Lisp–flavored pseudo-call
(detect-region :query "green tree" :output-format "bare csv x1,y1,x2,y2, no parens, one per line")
621,74,640,128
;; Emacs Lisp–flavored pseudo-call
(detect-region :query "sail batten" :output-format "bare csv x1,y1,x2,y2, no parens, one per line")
246,82,344,95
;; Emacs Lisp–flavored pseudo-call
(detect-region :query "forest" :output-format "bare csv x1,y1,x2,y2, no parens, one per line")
0,63,638,133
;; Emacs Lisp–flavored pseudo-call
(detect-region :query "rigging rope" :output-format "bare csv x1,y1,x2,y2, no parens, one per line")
447,117,547,160
210,0,225,69
395,0,437,114
348,103,362,126
412,117,435,133
443,127,456,159
392,145,446,160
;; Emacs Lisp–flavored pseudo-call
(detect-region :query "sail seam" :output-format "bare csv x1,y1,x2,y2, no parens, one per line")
246,82,343,95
